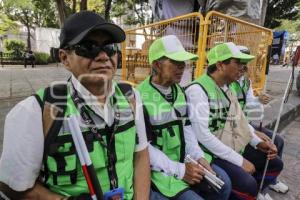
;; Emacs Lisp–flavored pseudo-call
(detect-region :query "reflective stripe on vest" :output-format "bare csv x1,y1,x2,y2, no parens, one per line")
229,78,250,110
137,76,189,197
193,74,230,133
36,84,136,199
190,74,231,163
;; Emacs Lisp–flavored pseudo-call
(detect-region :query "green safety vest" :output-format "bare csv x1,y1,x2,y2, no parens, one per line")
36,83,137,199
229,78,250,110
189,74,231,162
137,76,189,198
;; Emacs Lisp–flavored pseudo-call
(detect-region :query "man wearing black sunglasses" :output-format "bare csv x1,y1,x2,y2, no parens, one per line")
0,11,150,200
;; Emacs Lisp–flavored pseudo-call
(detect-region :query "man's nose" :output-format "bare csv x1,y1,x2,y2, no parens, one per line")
176,63,186,70
94,51,109,62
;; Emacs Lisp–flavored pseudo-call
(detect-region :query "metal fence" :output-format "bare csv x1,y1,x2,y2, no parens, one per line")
121,12,203,85
196,11,273,93
121,11,273,93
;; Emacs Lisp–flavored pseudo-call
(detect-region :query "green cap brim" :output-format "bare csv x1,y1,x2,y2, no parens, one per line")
208,52,255,66
233,52,255,63
165,50,198,62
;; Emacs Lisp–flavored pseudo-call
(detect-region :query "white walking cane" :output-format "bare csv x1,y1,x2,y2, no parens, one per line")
67,116,103,200
258,67,294,194
258,75,268,131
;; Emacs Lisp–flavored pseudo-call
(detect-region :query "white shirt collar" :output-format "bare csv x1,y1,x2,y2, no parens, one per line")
70,75,116,125
71,74,115,104
151,81,172,95
237,76,245,86
221,84,229,92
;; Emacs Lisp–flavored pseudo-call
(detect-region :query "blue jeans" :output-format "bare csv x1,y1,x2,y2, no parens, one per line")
213,145,283,200
150,164,231,200
213,158,258,200
195,164,231,200
251,124,285,184
251,124,284,158
150,189,204,200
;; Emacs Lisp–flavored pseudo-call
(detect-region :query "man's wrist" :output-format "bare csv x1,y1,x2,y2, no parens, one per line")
175,162,185,179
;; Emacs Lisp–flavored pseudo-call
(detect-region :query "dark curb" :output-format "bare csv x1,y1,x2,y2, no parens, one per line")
265,103,300,133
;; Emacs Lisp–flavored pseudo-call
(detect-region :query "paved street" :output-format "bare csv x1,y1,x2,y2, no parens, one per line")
0,65,71,150
268,116,300,200
0,65,70,100
0,64,299,199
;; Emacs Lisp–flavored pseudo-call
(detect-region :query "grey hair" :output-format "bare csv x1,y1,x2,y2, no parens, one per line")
151,56,167,75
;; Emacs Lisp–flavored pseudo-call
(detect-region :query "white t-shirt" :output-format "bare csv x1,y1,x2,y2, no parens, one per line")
185,82,262,167
147,82,204,179
0,76,148,191
238,76,264,121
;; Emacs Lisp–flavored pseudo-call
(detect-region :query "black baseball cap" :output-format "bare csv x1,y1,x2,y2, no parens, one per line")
59,11,126,48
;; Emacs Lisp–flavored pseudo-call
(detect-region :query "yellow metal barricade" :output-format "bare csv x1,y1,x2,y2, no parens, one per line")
196,11,273,93
122,11,272,92
122,12,204,84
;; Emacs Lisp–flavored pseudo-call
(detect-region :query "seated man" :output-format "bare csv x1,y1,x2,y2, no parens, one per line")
185,42,284,200
24,48,35,68
138,35,231,200
0,11,150,200
229,45,288,194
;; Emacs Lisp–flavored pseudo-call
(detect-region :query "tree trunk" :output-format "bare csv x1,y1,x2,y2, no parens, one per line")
261,0,268,26
55,0,67,27
72,0,77,13
26,24,31,50
105,0,113,20
22,10,32,50
80,0,87,11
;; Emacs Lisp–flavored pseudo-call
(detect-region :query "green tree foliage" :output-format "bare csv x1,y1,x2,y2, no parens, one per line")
34,52,51,64
54,0,150,25
276,19,300,33
111,0,151,25
275,18,300,40
265,0,299,28
2,0,37,49
54,0,105,25
32,0,59,28
88,0,105,13
0,14,19,36
3,39,25,56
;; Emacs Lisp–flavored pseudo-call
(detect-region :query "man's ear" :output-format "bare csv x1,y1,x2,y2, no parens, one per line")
215,61,224,71
59,50,70,69
152,60,161,73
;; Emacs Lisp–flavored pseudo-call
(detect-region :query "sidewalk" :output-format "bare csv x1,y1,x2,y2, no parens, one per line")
268,116,300,200
252,65,300,131
252,65,300,200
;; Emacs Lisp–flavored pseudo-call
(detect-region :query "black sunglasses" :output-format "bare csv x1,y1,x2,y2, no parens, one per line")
65,40,118,59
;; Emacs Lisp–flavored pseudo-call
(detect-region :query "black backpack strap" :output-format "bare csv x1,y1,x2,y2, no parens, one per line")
142,104,153,143
117,82,134,98
33,94,43,109
117,82,141,145
117,82,136,115
118,82,151,143
42,83,68,155
34,83,68,182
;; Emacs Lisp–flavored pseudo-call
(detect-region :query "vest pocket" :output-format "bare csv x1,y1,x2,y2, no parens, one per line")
164,124,181,150
162,126,181,162
117,170,134,199
47,153,78,185
115,126,136,162
89,141,107,169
